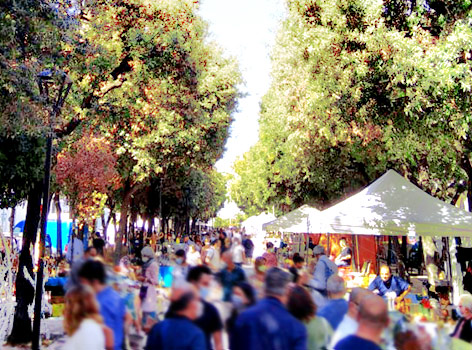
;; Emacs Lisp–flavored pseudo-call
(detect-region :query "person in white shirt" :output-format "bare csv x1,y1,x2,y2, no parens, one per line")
205,239,221,271
231,237,246,267
330,287,372,349
63,285,112,350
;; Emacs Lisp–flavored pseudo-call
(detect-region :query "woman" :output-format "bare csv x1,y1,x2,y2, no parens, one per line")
63,285,112,350
262,242,278,268
139,246,159,327
287,285,333,350
227,282,257,349
249,256,267,299
451,294,472,342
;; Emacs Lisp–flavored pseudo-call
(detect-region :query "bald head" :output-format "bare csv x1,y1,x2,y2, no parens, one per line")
348,288,372,318
358,294,389,330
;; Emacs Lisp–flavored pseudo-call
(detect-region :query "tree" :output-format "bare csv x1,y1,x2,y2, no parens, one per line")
232,0,472,214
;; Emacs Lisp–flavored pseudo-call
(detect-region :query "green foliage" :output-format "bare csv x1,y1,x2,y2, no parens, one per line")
0,135,45,208
232,0,472,214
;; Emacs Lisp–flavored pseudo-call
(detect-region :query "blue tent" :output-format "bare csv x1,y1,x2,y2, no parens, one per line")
14,220,72,253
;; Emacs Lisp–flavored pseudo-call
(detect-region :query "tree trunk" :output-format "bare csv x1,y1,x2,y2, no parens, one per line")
8,182,42,345
9,206,15,247
102,206,114,242
54,193,62,258
147,216,153,236
115,184,137,264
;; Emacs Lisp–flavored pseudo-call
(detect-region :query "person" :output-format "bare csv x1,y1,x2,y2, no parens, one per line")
139,246,159,326
249,256,267,298
63,285,113,350
187,244,201,266
227,282,257,349
335,238,352,267
317,275,349,330
231,267,307,350
172,249,189,286
334,294,389,350
451,294,472,342
368,265,411,305
262,242,278,268
66,247,97,291
204,239,221,271
187,266,224,350
289,253,305,283
395,325,433,350
231,237,246,267
145,282,206,350
93,232,106,256
78,260,128,350
66,233,84,264
218,251,246,302
287,285,333,350
330,288,372,347
309,246,338,302
242,234,255,261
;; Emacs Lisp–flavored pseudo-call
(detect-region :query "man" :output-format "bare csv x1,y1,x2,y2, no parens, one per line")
334,294,389,350
65,246,97,291
330,288,372,347
79,260,127,350
242,234,254,261
231,267,307,350
335,238,352,267
205,239,221,271
368,265,411,305
289,254,305,283
92,232,106,256
317,275,349,330
218,251,246,302
146,282,206,350
172,249,189,286
187,266,224,350
231,237,246,267
309,245,338,297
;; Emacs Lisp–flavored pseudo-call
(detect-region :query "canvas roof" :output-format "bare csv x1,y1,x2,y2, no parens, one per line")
318,170,472,237
263,204,321,233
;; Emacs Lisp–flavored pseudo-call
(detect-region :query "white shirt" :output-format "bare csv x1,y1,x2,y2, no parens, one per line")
232,244,245,264
329,314,358,349
63,319,105,350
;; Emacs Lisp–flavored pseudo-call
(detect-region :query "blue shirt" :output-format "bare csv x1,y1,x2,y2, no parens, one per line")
97,287,126,350
218,266,246,302
317,298,349,330
334,335,381,350
231,297,307,350
368,275,410,298
145,316,206,350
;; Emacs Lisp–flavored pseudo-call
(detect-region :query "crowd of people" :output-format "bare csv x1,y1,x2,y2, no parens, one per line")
57,229,465,350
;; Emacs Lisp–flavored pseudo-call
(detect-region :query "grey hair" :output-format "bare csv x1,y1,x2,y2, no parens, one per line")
460,294,472,311
327,275,346,295
264,267,291,297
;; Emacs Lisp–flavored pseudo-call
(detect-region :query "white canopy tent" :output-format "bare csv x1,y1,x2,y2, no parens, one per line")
319,170,472,237
263,204,321,233
241,212,276,236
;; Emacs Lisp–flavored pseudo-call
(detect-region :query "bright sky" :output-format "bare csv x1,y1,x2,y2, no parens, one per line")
199,0,286,174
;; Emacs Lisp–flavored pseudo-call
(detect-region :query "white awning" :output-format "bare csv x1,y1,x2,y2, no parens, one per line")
264,205,321,233
319,170,472,237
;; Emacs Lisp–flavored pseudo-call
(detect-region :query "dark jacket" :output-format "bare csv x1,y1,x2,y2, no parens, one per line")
231,297,307,350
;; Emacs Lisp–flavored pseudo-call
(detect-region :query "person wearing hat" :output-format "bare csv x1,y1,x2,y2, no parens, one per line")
140,246,159,326
308,245,338,306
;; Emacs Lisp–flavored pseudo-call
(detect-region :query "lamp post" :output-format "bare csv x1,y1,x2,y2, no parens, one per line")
32,70,72,350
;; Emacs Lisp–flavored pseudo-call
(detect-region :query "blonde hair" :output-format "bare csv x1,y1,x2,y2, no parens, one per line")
63,285,103,336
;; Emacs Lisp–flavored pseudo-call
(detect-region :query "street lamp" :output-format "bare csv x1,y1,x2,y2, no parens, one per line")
32,70,72,350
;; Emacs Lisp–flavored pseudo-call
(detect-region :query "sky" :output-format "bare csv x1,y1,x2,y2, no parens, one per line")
198,0,286,175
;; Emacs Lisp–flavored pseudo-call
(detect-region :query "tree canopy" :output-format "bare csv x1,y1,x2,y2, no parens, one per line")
232,0,472,215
